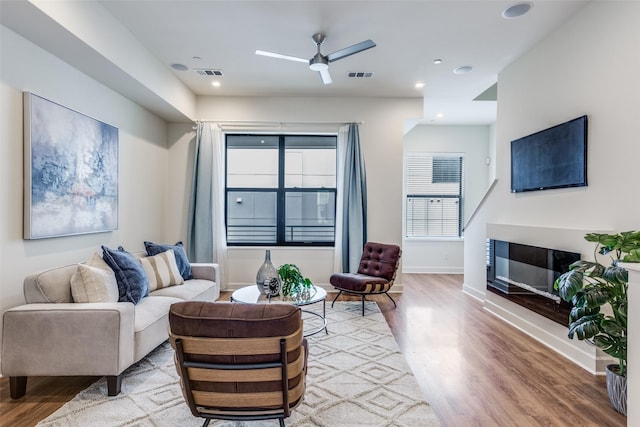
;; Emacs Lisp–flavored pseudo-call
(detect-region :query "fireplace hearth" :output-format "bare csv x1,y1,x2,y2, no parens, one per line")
486,239,580,325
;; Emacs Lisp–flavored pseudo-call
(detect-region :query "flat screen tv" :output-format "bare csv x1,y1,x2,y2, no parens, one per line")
511,115,587,193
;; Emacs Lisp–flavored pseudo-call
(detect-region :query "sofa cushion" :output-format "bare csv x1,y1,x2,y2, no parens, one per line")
134,295,182,334
133,295,183,362
140,249,184,292
149,279,215,301
144,241,192,280
102,246,149,304
26,265,76,303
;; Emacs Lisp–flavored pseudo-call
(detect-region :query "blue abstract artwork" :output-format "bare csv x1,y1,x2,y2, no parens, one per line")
24,93,118,239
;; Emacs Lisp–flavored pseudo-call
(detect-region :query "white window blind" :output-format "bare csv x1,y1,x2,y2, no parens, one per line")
405,154,464,238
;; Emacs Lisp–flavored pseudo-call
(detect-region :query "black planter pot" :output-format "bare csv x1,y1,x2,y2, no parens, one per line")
605,364,627,416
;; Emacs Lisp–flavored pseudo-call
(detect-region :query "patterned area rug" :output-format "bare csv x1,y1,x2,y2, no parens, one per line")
37,301,440,427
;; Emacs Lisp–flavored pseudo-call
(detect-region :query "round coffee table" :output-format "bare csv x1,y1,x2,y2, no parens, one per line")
231,285,328,337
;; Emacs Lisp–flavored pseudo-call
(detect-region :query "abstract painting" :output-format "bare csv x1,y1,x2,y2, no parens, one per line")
24,93,118,239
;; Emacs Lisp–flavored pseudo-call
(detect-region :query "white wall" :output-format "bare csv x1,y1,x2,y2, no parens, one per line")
463,1,640,372
402,125,491,273
0,26,171,359
166,96,423,289
625,264,640,425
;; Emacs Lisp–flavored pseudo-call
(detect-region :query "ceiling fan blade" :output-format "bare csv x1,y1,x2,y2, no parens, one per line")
327,39,376,63
255,50,308,63
319,68,332,85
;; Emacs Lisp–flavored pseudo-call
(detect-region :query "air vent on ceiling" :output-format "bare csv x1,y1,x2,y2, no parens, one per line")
348,72,374,78
195,69,223,76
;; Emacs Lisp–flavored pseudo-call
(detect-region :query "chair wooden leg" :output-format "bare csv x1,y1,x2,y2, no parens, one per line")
202,419,211,427
279,418,285,427
361,295,366,316
331,290,343,307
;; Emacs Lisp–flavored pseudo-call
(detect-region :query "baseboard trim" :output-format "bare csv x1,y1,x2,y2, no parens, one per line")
483,298,611,375
461,284,485,302
402,266,464,274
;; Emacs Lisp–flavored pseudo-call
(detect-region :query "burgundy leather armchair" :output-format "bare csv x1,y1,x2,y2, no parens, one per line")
330,242,402,316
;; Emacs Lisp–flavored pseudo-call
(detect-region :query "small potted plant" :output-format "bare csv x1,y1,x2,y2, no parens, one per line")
554,231,640,416
278,264,313,299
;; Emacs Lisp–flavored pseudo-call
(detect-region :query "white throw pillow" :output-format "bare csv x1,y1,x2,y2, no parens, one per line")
140,249,184,292
71,253,119,303
87,251,113,272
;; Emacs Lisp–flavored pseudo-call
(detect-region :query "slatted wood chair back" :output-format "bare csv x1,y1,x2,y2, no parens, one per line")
169,301,307,427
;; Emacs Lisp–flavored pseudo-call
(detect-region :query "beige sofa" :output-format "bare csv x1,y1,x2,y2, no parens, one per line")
1,259,220,398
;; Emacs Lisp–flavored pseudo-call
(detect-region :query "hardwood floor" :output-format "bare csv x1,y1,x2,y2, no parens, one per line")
0,274,626,426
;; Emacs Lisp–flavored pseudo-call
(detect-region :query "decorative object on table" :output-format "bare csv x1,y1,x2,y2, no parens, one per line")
23,92,118,239
256,249,281,296
554,231,640,416
278,263,313,298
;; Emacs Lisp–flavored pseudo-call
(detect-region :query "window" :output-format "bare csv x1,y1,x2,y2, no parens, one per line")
226,134,336,246
405,154,464,238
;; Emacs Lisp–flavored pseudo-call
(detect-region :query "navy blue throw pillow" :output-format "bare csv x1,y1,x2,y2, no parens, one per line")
101,246,150,304
144,241,193,280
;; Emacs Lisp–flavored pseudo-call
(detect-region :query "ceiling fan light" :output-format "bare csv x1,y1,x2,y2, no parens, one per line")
310,62,329,71
309,53,329,71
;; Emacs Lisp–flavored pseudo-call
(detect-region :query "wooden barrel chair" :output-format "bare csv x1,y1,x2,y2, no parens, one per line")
169,301,307,427
329,241,402,316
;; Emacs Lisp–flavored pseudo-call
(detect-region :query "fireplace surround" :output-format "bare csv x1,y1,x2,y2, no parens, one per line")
486,239,580,325
483,223,613,374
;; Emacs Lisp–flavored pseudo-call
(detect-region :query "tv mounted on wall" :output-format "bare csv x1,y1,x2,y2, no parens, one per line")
511,115,587,193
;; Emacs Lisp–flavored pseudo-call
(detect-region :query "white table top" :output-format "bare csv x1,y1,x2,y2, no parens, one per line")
231,284,327,307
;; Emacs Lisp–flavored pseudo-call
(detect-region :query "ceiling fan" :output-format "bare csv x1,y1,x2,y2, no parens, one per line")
256,33,376,85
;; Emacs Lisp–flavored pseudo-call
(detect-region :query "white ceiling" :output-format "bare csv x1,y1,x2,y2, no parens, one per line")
1,0,589,124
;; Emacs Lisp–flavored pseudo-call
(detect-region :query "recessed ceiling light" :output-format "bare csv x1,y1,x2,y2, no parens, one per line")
193,56,201,61
433,59,443,65
436,113,444,118
212,81,221,87
502,2,533,19
415,82,425,89
453,66,473,74
171,63,189,71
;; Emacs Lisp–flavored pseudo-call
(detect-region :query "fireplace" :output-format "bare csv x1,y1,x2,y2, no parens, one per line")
486,239,580,325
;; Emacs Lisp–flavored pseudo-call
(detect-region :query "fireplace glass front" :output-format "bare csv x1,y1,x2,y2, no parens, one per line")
486,239,580,325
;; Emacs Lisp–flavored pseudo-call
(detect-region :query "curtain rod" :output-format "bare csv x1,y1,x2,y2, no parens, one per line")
192,119,363,129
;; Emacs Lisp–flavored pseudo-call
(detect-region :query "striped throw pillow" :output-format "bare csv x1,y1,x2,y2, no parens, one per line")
140,249,184,291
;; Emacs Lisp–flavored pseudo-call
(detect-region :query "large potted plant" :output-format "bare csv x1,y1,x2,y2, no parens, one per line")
554,231,640,416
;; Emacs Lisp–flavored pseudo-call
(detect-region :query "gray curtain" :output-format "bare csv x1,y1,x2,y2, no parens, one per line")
341,123,367,272
187,122,214,262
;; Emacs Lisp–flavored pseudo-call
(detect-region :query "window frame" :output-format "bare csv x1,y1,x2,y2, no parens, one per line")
225,133,337,247
404,152,464,239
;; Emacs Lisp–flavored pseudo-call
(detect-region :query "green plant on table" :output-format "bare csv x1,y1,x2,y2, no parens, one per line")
554,231,640,377
278,263,313,297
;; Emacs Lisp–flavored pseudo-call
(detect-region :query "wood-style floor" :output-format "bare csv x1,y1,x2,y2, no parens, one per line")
0,274,626,426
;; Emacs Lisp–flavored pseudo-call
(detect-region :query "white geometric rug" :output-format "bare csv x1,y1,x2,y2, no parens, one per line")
37,301,440,427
